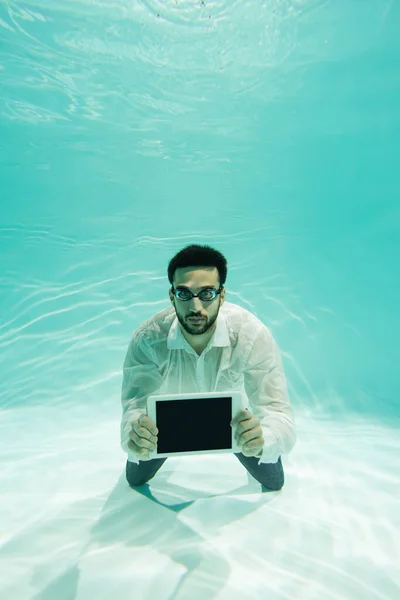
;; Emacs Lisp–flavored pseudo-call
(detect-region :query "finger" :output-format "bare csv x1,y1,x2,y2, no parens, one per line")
140,415,159,436
231,409,251,427
130,429,157,450
240,427,262,444
243,439,263,452
234,417,257,439
127,439,151,458
236,417,259,435
132,422,158,443
131,432,157,451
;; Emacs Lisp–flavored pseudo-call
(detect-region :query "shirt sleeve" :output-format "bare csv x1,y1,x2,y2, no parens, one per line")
120,330,164,463
244,327,297,465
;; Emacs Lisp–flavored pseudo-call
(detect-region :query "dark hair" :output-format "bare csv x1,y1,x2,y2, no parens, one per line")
167,244,228,288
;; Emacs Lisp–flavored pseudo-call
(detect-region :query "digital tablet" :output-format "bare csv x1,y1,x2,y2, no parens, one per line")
146,390,248,459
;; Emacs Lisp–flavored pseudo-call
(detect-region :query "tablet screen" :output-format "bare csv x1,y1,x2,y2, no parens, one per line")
156,395,233,454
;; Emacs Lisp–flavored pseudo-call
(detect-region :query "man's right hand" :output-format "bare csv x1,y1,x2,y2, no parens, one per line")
128,414,158,461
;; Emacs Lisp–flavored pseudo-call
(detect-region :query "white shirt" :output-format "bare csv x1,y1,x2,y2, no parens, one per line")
121,301,296,465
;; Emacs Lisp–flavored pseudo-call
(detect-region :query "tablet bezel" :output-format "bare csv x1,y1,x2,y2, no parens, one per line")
147,390,248,459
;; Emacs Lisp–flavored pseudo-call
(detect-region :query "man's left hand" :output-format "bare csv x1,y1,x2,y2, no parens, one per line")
231,409,264,458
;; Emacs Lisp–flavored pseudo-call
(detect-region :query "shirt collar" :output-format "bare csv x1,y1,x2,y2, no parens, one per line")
167,308,230,351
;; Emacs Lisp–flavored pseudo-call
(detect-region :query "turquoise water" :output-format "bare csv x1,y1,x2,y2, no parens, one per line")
1,1,399,599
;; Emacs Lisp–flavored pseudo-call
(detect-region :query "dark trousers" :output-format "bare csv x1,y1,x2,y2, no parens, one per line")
126,453,284,491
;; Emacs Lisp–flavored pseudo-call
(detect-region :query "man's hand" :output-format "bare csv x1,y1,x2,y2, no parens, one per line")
128,414,158,461
231,409,264,458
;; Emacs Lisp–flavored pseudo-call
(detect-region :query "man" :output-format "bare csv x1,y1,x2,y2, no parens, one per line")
121,244,296,491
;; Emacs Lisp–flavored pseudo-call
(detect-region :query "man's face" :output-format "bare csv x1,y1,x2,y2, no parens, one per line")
169,266,225,337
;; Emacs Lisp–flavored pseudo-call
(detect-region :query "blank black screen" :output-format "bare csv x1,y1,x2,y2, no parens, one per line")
156,396,233,454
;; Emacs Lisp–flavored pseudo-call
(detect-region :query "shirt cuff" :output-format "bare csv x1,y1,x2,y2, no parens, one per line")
257,426,280,465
